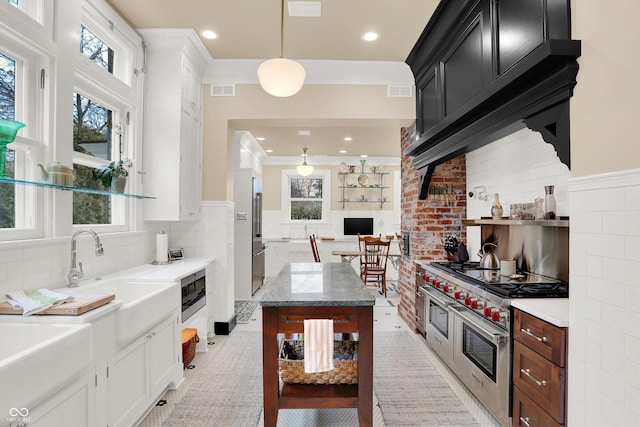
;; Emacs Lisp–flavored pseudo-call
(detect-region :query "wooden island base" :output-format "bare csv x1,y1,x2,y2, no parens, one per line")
261,263,375,427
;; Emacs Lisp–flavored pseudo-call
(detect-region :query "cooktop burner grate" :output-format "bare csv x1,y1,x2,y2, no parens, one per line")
429,261,568,298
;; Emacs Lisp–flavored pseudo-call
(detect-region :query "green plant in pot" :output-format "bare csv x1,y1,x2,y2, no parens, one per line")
93,158,133,193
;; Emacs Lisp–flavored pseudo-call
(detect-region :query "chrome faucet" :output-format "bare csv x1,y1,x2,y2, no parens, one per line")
68,228,104,287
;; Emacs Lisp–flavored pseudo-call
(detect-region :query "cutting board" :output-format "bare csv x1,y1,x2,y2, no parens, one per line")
0,293,116,316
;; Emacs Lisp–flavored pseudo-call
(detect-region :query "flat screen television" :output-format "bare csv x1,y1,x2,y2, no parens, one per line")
343,217,374,236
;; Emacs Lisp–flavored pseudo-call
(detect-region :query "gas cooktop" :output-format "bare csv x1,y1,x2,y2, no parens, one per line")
429,261,569,298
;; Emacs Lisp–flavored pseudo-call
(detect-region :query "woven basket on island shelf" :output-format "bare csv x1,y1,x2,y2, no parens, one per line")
279,338,358,385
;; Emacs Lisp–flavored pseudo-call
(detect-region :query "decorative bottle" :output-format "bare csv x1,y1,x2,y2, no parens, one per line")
544,185,556,219
491,193,503,220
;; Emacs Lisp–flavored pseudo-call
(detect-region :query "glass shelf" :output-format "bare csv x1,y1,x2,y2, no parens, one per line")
0,177,155,199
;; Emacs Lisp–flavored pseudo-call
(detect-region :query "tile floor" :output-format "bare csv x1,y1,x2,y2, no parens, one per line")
139,282,501,426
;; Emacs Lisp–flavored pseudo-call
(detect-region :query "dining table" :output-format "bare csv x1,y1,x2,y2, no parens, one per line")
331,248,402,270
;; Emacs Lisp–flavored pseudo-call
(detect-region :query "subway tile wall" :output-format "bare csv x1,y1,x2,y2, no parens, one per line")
465,128,571,257
568,169,640,426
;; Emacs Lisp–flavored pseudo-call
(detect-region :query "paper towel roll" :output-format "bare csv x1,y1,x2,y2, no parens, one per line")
156,233,168,263
500,260,516,276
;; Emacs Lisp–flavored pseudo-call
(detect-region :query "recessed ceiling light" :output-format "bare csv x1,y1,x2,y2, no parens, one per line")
298,130,311,136
265,149,273,153
201,30,217,40
362,32,379,42
256,137,265,141
343,137,352,141
360,154,368,158
339,150,347,154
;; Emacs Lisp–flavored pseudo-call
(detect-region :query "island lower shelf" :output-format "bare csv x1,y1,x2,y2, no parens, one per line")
262,304,373,426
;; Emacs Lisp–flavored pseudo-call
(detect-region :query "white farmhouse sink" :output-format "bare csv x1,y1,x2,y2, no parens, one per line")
73,280,179,345
0,322,91,417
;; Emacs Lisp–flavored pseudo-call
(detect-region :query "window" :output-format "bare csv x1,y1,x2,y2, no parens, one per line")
290,178,323,220
80,24,114,74
72,91,126,227
282,170,331,222
0,47,39,237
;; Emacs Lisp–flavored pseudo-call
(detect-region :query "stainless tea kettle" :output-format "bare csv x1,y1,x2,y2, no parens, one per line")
477,242,500,270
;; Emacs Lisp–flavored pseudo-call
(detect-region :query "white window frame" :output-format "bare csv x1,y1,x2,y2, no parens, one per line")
72,82,130,233
0,32,47,241
281,169,331,223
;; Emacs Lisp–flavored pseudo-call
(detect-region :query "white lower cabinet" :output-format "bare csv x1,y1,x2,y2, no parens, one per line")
107,315,181,427
28,370,94,427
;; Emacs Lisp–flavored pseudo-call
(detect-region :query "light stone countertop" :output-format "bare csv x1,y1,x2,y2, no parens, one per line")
261,262,375,307
101,258,214,282
511,298,569,327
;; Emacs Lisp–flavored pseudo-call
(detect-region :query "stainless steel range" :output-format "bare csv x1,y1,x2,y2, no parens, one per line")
419,261,568,427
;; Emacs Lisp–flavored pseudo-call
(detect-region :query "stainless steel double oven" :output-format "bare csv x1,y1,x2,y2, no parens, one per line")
420,273,510,427
419,261,568,427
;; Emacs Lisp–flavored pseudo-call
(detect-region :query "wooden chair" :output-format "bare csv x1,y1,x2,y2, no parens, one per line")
362,237,391,297
309,234,321,262
357,234,380,280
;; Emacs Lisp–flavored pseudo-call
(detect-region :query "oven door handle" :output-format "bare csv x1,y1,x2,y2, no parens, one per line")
424,286,453,307
450,305,509,344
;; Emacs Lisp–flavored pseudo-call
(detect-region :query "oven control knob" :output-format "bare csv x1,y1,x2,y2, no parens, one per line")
434,280,442,288
454,291,467,300
491,311,507,322
465,297,478,307
442,284,450,293
473,300,484,309
483,307,494,317
422,274,429,281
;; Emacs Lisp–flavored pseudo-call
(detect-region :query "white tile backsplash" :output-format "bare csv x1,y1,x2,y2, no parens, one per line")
465,127,571,257
568,168,640,425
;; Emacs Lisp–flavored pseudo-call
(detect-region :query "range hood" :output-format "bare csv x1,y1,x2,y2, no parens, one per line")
405,0,581,199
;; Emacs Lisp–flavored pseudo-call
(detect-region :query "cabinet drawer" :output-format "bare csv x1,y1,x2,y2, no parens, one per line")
514,309,566,366
513,386,563,427
513,342,565,423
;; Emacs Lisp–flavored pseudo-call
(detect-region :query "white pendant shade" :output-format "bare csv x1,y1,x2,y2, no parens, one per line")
296,164,314,176
297,147,313,176
258,58,306,97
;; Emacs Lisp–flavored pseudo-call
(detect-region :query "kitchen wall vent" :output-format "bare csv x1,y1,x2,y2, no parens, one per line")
288,1,321,17
387,86,412,98
210,84,236,97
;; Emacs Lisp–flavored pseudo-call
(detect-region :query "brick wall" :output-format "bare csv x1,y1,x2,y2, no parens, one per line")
398,124,467,330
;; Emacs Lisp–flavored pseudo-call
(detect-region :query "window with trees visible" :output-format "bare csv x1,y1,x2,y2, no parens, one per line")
80,25,114,74
0,51,16,229
290,178,323,220
282,170,330,222
72,16,131,228
72,92,115,225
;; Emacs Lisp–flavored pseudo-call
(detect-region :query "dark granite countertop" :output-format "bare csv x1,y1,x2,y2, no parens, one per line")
261,262,375,307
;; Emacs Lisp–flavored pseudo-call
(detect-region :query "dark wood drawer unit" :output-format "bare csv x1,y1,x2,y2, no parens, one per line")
513,386,562,427
514,310,567,366
512,308,567,425
513,342,565,423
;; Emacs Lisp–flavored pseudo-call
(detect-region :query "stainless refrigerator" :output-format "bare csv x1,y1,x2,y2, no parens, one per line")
251,177,265,294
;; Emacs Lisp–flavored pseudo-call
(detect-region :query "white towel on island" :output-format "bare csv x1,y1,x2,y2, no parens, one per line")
304,319,334,374
6,288,74,316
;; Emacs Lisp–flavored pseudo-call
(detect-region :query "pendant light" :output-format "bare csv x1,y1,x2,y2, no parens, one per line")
257,0,306,97
296,147,313,176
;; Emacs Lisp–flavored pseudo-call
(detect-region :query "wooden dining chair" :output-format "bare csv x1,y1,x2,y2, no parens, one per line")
357,234,380,280
309,234,321,262
362,237,391,297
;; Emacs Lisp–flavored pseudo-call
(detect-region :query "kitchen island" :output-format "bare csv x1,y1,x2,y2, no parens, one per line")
261,262,375,426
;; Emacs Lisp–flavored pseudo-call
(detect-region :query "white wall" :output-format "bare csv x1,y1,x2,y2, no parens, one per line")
567,170,640,425
465,128,571,258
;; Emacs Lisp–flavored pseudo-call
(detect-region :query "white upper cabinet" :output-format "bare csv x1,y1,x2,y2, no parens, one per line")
140,29,211,221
